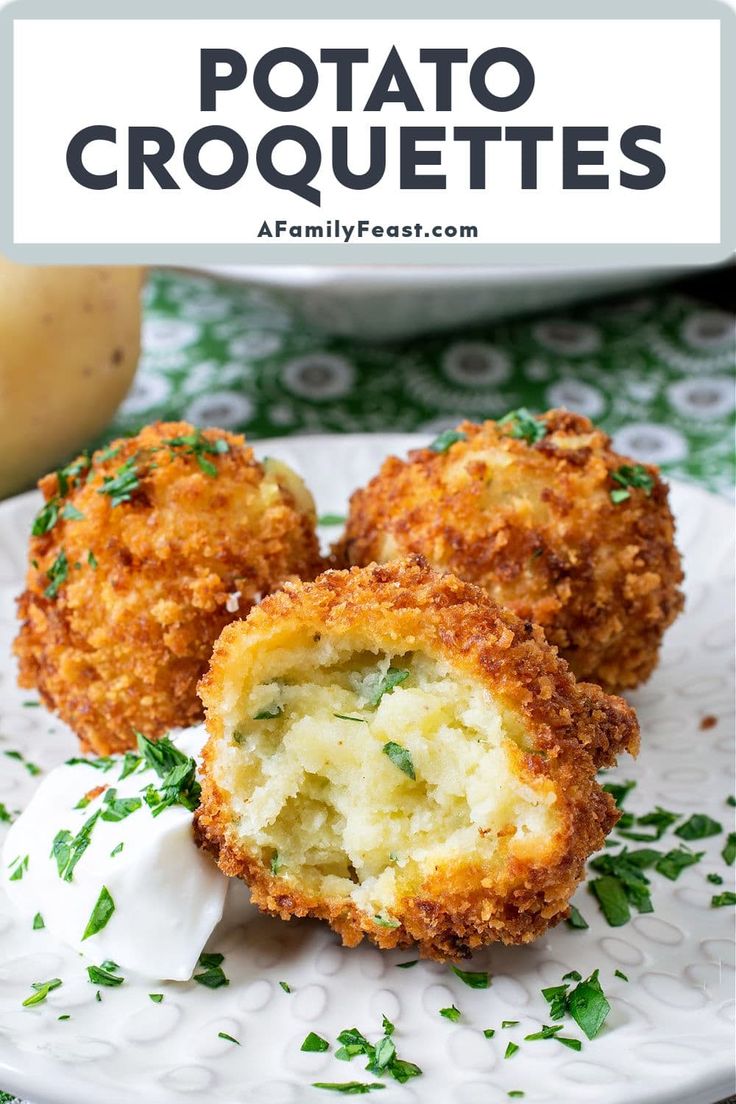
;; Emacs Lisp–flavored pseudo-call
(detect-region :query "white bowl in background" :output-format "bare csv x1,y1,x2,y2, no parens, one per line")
190,264,692,340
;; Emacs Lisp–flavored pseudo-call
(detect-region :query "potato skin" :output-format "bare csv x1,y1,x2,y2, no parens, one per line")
0,261,144,498
14,422,323,755
196,556,637,960
333,410,684,692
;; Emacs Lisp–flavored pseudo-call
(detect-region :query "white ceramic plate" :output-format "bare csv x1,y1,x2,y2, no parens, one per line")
0,434,734,1104
187,266,691,340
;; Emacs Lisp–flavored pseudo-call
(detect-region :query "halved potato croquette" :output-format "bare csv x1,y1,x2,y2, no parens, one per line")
14,422,323,755
333,409,685,692
196,557,638,960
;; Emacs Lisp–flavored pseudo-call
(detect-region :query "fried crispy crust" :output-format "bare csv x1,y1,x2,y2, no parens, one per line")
14,421,323,754
332,410,684,691
195,557,637,959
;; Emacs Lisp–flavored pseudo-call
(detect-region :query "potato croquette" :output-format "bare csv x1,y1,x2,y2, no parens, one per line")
14,422,323,755
333,410,684,691
195,557,638,960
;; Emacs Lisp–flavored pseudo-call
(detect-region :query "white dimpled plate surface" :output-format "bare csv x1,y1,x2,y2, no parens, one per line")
0,434,733,1104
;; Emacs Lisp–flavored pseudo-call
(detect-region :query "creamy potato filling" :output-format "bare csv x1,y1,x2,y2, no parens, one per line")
215,650,559,918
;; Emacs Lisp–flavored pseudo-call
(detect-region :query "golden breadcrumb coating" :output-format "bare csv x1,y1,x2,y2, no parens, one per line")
196,557,638,960
332,410,684,691
14,421,323,755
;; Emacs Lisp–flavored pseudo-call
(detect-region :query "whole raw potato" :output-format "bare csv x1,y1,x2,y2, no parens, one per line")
0,260,144,497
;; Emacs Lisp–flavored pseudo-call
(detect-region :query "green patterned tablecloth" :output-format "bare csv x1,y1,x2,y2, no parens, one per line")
98,268,735,496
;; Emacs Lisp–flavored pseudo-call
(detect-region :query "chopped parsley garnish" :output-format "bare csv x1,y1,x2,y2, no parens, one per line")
56,453,91,496
504,1042,519,1059
51,810,101,881
22,977,62,1007
524,1023,562,1041
483,1028,495,1038
97,444,121,463
82,886,115,940
334,714,367,723
163,429,230,477
381,1015,394,1036
218,1032,240,1045
110,842,124,858
279,981,292,993
382,742,415,780
98,456,140,506
333,1017,422,1085
87,963,123,987
362,667,410,708
428,428,467,453
32,913,45,930
542,985,568,1020
674,814,722,841
311,1085,384,1095
254,704,283,720
149,993,164,1003
395,960,417,969
558,1036,583,1052
32,499,60,536
451,965,490,989
22,700,40,708
722,833,736,865
543,969,610,1040
199,953,224,968
524,1023,580,1049
0,802,13,823
655,847,704,881
4,750,41,776
712,891,736,907
499,407,547,445
119,752,142,780
508,1094,525,1100
727,796,736,807
87,550,98,569
373,914,400,928
562,971,582,982
707,873,724,885
30,483,85,535
615,970,629,981
371,1036,396,1072
65,756,116,772
502,1020,519,1028
609,464,654,503
136,732,201,814
589,871,642,926
335,1026,371,1059
440,1005,461,1022
616,806,678,842
100,788,142,822
318,513,347,526
302,1032,330,1052
193,952,229,989
58,1014,70,1021
9,854,29,881
602,780,636,807
270,852,283,875
44,549,69,598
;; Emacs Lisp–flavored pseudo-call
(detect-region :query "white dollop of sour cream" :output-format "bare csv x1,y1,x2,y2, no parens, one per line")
2,726,228,981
